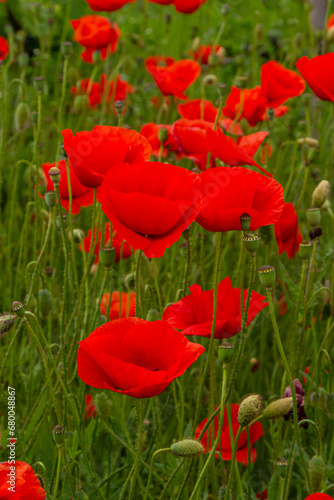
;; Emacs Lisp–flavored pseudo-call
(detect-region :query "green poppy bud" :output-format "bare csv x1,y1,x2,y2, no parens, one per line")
0,314,17,337
293,32,304,49
308,455,326,493
14,102,30,132
146,309,160,321
125,273,136,290
52,425,65,446
61,41,73,57
92,50,101,64
306,207,321,227
299,240,312,259
11,301,25,318
202,74,217,87
158,127,169,144
243,233,260,254
254,23,264,42
99,246,115,268
73,95,89,114
258,265,276,288
170,439,204,458
72,228,85,243
238,394,262,427
262,397,293,419
39,289,53,317
312,180,330,208
45,190,57,209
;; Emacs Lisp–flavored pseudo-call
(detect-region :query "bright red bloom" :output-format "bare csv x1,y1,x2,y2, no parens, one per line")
100,292,136,320
274,202,302,259
140,123,178,157
206,128,271,176
223,86,267,127
191,44,224,65
61,126,151,188
0,36,9,61
72,74,134,111
86,0,134,11
148,0,174,4
296,54,334,102
162,277,268,338
171,119,211,170
97,161,202,258
196,167,285,232
195,404,263,465
177,99,218,122
81,223,132,264
145,56,201,100
172,0,207,13
327,14,334,29
261,61,305,108
77,317,205,398
84,394,97,419
70,15,121,63
41,161,94,214
0,461,45,499
304,494,333,500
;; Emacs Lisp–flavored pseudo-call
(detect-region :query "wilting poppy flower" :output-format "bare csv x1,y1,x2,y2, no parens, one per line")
81,223,132,264
72,74,134,111
177,99,218,122
261,61,305,108
162,277,268,338
140,123,178,157
296,54,334,101
100,291,136,320
71,15,121,63
274,202,302,258
84,394,97,419
86,0,134,11
61,126,151,188
172,0,207,14
282,379,308,426
196,167,285,232
206,128,271,176
304,495,333,500
98,161,202,258
195,404,263,465
145,56,201,100
0,461,45,499
223,86,267,127
0,36,9,61
171,119,211,169
41,161,94,214
190,44,225,65
77,317,205,398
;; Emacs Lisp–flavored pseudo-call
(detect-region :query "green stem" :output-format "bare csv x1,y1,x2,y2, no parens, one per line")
128,399,144,500
144,448,170,500
159,459,185,500
182,235,192,297
135,250,143,317
53,447,62,499
223,426,243,500
298,419,322,456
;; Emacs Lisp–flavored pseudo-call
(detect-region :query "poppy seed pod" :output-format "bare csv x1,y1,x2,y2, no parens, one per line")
243,233,261,254
11,301,25,318
258,265,276,288
114,100,125,115
61,41,73,57
14,102,30,132
99,246,115,268
170,439,204,458
48,166,61,185
52,425,65,446
299,240,312,259
276,457,288,476
238,394,262,427
312,180,330,208
94,393,112,419
308,455,326,493
0,314,17,337
306,207,321,227
325,393,334,419
33,76,45,93
262,397,293,419
218,342,234,364
240,213,251,232
45,190,57,209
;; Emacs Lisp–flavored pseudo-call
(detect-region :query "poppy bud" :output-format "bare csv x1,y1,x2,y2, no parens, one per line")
99,246,115,268
308,455,326,493
49,166,61,185
208,53,216,66
146,309,160,321
218,342,234,364
258,265,276,288
299,240,312,259
72,228,85,243
249,357,260,372
202,74,217,87
45,190,57,209
254,23,264,42
0,314,17,337
14,102,30,132
221,3,230,15
125,273,136,290
262,397,293,419
114,100,125,115
258,225,272,244
92,50,101,64
238,394,262,427
61,41,73,57
11,301,25,318
170,439,204,458
33,76,45,93
39,289,53,317
175,289,184,301
312,180,330,208
297,137,319,149
158,127,169,144
73,95,89,113
56,214,68,230
306,207,321,227
243,233,260,254
52,425,65,446
325,393,334,419
18,52,29,68
217,83,227,97
94,393,112,419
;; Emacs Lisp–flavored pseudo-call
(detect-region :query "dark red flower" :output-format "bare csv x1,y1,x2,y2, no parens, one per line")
0,461,45,499
72,74,134,111
162,277,268,338
195,404,263,465
70,15,121,63
0,36,9,61
172,0,207,14
171,118,211,170
145,56,201,100
97,161,202,258
256,492,268,500
81,223,132,264
206,128,271,176
261,61,305,108
77,317,205,398
274,202,302,259
196,167,285,232
41,160,94,214
140,123,178,157
223,86,267,127
86,0,135,11
84,394,97,419
190,44,224,65
282,379,308,426
100,291,136,320
296,54,334,102
61,125,151,188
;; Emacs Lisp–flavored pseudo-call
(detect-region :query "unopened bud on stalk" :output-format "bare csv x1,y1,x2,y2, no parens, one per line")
325,393,334,419
221,3,230,16
258,265,276,288
171,439,204,457
190,36,201,52
146,309,160,321
308,455,326,493
254,23,264,42
262,397,293,419
0,314,17,337
49,166,61,185
39,289,53,317
298,240,312,259
18,52,29,68
52,425,65,446
306,207,321,227
11,302,25,318
14,102,30,132
312,180,330,208
99,246,115,268
61,41,73,57
158,126,168,144
33,76,45,93
202,74,217,87
114,100,125,115
238,394,262,426
72,228,85,243
240,213,251,231
44,190,57,208
94,393,112,419
56,214,68,230
297,137,319,149
243,233,260,254
217,83,227,97
92,50,101,64
218,342,234,364
125,273,136,290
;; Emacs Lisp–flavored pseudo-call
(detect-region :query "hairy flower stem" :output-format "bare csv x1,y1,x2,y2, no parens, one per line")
128,399,144,500
53,447,63,499
144,448,170,500
223,426,243,499
290,258,308,372
159,459,185,500
90,268,109,331
266,289,312,493
0,64,5,216
33,92,43,260
182,235,192,297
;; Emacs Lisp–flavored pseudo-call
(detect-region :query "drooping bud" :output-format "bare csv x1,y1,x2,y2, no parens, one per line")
202,74,217,87
312,180,330,208
238,394,262,426
262,397,293,419
293,32,304,49
0,314,17,337
48,166,61,186
297,137,319,149
39,289,53,317
72,228,85,243
33,76,45,93
299,240,312,259
240,213,251,232
14,102,30,132
11,302,25,318
125,273,136,290
170,439,204,458
146,309,160,321
236,76,248,89
308,455,326,493
52,425,65,446
45,190,57,209
306,207,321,227
258,265,276,288
61,41,73,57
325,393,334,419
99,246,115,268
243,233,260,254
158,126,169,144
94,393,112,419
218,342,234,364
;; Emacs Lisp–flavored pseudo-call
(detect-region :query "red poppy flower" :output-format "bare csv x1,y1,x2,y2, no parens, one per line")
72,78,101,108
148,0,174,4
256,492,268,500
72,74,134,111
261,61,305,108
327,14,334,29
296,54,334,102
196,167,285,232
97,161,203,258
86,0,134,11
274,202,302,259
177,99,218,122
140,123,178,157
84,394,97,419
172,0,207,14
41,161,94,214
195,404,263,465
162,277,268,338
0,461,45,499
100,291,136,320
77,317,205,398
206,128,271,176
81,223,132,264
70,15,121,63
61,126,151,188
190,44,224,65
145,56,201,100
171,118,211,170
223,86,267,127
304,495,333,500
0,36,9,61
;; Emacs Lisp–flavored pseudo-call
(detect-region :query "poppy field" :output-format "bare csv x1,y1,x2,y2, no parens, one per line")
1,0,334,498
